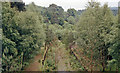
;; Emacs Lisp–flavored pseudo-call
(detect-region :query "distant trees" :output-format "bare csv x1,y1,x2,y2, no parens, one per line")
46,4,64,25
2,0,119,71
10,1,26,11
25,3,82,26
67,8,77,17
25,2,38,12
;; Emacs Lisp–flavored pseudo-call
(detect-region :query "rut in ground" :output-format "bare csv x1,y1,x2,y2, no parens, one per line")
55,41,73,71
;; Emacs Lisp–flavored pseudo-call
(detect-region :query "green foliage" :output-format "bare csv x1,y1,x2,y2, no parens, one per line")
46,4,64,25
2,2,45,71
67,16,75,24
25,2,38,12
10,1,26,11
2,1,119,71
2,36,23,71
62,30,76,48
75,1,119,71
13,11,45,62
45,25,55,45
67,8,77,17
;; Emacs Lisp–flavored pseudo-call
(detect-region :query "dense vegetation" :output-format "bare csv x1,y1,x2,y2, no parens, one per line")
1,1,120,72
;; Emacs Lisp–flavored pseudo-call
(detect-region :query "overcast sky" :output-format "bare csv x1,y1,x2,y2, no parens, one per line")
23,0,120,11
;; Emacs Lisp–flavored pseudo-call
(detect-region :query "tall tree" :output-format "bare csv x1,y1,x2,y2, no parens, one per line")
75,2,116,71
2,2,45,71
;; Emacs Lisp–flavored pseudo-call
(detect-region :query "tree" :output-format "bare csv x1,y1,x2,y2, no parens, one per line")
46,4,64,25
45,25,55,45
13,11,45,61
75,2,116,71
2,2,45,71
67,16,75,24
2,36,23,71
58,18,64,26
25,2,38,12
67,8,77,17
10,0,26,11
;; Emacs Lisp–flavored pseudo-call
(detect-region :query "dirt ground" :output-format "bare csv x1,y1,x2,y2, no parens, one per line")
25,54,42,71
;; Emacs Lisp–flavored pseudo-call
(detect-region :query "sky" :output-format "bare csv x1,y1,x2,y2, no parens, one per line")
23,0,120,11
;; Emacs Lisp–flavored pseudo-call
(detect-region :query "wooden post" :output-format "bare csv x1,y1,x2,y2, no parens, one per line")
91,48,93,73
21,52,23,69
42,45,49,65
